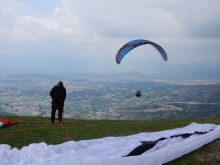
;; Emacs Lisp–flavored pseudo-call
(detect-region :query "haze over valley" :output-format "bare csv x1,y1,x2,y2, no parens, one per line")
1,70,220,120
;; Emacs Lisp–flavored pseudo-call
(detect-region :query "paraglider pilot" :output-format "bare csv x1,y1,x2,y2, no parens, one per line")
50,81,66,124
135,90,141,97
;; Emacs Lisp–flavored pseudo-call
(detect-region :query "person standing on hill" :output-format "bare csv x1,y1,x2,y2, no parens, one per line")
50,81,66,124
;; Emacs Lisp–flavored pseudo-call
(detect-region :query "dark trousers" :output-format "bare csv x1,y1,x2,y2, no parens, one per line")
51,102,64,123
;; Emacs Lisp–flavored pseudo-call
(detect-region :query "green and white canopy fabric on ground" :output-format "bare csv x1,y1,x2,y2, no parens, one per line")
1,123,220,165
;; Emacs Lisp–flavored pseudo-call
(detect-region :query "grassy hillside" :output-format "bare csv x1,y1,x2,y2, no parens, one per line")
1,116,220,165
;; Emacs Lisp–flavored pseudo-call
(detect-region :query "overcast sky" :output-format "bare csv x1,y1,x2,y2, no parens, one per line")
0,0,220,75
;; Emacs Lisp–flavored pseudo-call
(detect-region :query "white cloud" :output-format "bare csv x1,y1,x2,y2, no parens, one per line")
2,0,220,43
0,0,220,69
0,0,83,44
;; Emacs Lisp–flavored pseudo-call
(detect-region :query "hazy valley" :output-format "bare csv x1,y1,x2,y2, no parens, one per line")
0,71,220,120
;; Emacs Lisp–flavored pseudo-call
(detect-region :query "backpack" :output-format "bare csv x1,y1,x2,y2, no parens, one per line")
53,86,64,103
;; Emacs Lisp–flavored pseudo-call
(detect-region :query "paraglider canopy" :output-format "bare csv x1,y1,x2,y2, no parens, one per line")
0,118,18,128
115,39,168,64
115,39,167,98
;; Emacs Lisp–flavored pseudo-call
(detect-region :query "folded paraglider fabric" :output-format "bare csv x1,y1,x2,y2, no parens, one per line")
0,118,18,128
1,123,220,165
125,131,212,156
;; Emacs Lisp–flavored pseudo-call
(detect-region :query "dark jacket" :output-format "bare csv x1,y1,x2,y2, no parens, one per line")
50,81,66,104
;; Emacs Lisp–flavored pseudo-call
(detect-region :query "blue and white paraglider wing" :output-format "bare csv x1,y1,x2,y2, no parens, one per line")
116,39,168,64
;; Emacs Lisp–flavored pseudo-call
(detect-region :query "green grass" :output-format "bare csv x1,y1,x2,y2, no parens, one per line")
1,116,220,164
